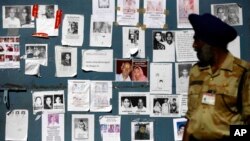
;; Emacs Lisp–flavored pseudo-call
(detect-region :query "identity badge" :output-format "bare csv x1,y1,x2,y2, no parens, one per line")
202,92,215,105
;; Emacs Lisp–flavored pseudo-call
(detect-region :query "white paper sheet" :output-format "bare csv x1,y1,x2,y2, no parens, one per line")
119,92,150,115
180,95,188,116
42,113,64,141
116,0,140,26
55,46,77,77
72,114,95,141
62,14,84,46
2,5,35,28
150,94,182,117
33,90,65,114
173,118,187,141
92,0,115,21
152,31,175,62
175,62,194,94
131,121,154,141
5,109,28,141
122,27,145,58
90,81,112,112
175,30,198,62
68,80,91,111
211,3,243,26
0,36,20,68
228,36,240,58
90,15,113,47
150,63,172,94
177,0,199,28
36,5,59,36
82,49,113,72
143,0,166,28
99,115,121,141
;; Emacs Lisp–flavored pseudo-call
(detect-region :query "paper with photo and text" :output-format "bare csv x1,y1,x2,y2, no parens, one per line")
62,14,84,46
42,113,64,141
55,46,77,77
99,115,121,141
92,0,115,21
68,80,90,111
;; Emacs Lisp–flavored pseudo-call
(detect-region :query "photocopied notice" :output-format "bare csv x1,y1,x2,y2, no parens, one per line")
2,5,35,28
82,49,113,72
32,90,65,114
5,109,28,141
92,0,115,21
143,0,166,28
0,36,20,69
173,118,187,141
62,14,84,46
175,30,198,62
55,46,77,77
211,3,243,26
42,113,64,141
119,92,150,115
90,15,113,47
177,0,199,28
175,62,194,94
152,31,176,62
123,27,145,58
90,81,112,112
36,5,59,36
72,114,94,141
150,63,172,94
99,115,121,141
24,44,48,75
150,94,182,117
131,121,154,141
116,0,139,26
68,80,91,111
181,95,188,116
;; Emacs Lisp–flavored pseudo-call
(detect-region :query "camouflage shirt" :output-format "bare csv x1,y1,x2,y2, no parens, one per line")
186,52,250,140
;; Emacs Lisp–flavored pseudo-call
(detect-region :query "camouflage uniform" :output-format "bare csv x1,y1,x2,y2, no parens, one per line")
186,53,250,140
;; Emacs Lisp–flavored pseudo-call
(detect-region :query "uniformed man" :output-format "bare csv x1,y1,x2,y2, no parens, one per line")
183,13,250,141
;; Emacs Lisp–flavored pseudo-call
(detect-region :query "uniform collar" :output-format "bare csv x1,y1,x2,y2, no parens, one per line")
198,52,234,72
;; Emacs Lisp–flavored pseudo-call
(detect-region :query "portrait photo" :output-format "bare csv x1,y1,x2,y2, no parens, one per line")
74,118,89,139
3,5,34,28
43,95,53,109
48,114,59,127
131,121,153,141
61,52,71,66
68,21,78,35
173,118,187,141
98,0,110,8
115,59,132,82
93,21,111,33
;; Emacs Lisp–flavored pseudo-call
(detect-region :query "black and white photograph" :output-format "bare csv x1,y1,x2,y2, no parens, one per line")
43,95,53,109
90,15,113,47
122,27,145,58
3,5,34,28
72,114,94,141
54,94,64,109
32,90,65,114
152,31,175,62
55,46,77,77
175,62,194,94
74,118,89,139
68,21,78,35
150,95,182,117
25,45,47,59
93,22,111,33
211,3,243,26
119,92,149,115
61,52,71,66
173,118,187,141
98,0,110,8
131,121,154,141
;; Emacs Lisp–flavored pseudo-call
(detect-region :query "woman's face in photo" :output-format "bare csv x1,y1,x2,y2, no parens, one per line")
55,97,61,103
182,69,188,77
36,97,42,105
123,98,130,108
46,97,52,105
21,9,28,18
155,33,162,41
65,54,70,60
133,68,140,79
